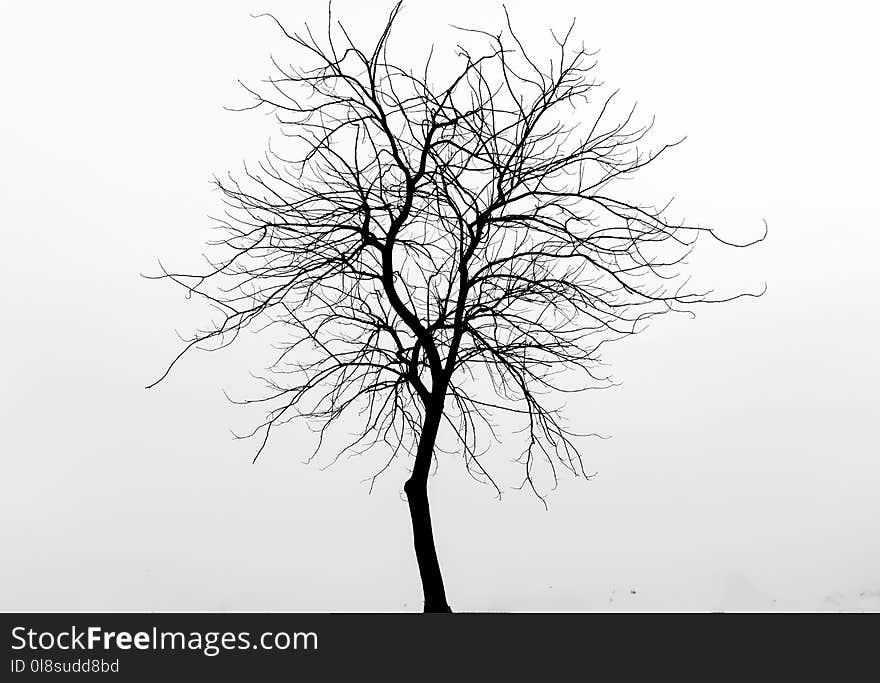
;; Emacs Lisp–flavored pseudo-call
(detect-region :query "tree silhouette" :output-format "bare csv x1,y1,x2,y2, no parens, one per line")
148,3,764,612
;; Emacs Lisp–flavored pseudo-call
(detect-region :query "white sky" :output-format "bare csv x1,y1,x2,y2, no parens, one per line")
1,0,878,611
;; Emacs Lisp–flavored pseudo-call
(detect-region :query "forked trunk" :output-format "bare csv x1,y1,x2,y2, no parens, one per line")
404,404,452,613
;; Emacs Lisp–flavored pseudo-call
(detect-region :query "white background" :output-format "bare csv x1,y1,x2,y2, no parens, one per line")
1,0,878,611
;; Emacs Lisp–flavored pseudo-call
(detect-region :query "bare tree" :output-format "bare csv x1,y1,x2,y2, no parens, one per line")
148,3,764,612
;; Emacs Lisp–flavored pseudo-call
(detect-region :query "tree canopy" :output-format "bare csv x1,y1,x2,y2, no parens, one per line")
150,2,764,505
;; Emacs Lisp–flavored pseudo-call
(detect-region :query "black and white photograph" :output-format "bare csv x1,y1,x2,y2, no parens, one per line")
1,0,877,675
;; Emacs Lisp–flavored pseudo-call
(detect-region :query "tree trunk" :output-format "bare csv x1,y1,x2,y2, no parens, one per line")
404,404,452,613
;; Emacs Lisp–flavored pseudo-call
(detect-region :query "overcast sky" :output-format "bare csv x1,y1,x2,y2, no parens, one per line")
1,0,878,611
